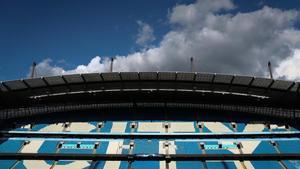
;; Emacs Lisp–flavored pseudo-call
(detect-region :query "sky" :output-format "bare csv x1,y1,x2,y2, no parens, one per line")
1,0,300,81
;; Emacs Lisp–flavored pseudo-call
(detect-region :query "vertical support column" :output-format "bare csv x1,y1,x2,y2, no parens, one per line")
268,125,288,169
159,141,176,169
88,142,100,169
49,122,69,169
9,123,35,169
103,122,127,169
9,140,31,169
127,121,137,169
199,142,208,169
89,122,104,169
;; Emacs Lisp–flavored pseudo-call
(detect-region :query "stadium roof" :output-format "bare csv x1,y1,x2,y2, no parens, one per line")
0,72,299,128
0,72,298,99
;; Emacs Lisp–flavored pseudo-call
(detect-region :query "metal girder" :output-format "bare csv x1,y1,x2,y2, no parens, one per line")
0,153,299,161
1,131,299,140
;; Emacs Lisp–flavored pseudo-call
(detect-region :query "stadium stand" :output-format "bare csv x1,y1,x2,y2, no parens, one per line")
0,72,299,169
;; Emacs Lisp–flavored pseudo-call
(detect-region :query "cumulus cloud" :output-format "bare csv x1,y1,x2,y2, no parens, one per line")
34,59,65,77
275,49,300,80
34,57,111,76
169,0,234,27
135,21,155,46
34,0,300,81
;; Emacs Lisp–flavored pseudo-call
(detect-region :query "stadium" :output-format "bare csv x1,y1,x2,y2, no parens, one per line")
0,71,299,169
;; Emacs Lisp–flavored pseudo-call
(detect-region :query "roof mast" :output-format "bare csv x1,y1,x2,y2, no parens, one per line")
110,58,114,72
268,61,273,79
30,62,37,78
190,57,194,72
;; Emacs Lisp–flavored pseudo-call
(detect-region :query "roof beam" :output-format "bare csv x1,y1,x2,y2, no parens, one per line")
0,153,299,161
1,131,299,140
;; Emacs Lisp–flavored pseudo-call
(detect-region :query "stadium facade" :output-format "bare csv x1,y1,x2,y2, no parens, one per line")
0,72,299,169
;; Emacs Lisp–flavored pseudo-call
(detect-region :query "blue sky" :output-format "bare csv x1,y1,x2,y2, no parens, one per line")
1,0,300,80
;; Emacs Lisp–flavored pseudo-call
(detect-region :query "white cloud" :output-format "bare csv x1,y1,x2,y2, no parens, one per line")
34,59,65,77
275,49,300,81
34,57,111,76
135,21,155,46
169,0,234,28
34,0,300,81
64,56,110,74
